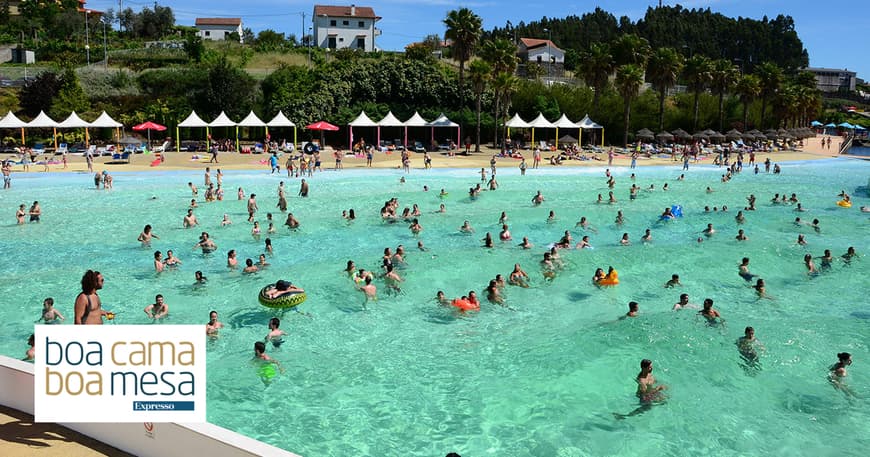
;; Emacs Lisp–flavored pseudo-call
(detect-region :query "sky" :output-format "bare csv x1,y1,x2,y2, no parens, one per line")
85,0,870,80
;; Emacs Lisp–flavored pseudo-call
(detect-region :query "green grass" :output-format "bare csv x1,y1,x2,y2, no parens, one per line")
0,65,51,79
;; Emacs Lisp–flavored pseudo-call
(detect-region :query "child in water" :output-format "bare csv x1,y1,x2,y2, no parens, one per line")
37,297,65,324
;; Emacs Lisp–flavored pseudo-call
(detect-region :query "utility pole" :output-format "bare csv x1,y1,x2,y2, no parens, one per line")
85,10,90,66
102,18,108,69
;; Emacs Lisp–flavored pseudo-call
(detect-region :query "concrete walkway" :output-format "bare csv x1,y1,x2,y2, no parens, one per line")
0,405,132,456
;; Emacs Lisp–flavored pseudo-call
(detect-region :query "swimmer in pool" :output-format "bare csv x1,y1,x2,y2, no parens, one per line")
576,235,592,250
613,359,668,420
206,310,222,335
482,232,494,248
516,236,533,250
672,293,698,310
499,224,512,241
138,224,159,246
641,229,652,243
842,247,857,265
509,264,530,288
664,274,681,288
575,216,598,233
702,223,715,237
624,301,639,318
829,352,854,397
436,291,452,306
736,326,764,369
36,297,65,324
735,229,748,241
265,317,287,347
698,298,722,323
804,253,818,275
738,257,756,281
531,191,544,205
752,278,772,299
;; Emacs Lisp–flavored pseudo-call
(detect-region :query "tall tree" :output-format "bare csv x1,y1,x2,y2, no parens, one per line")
615,64,645,147
480,38,518,146
710,59,739,131
492,73,518,151
734,73,760,130
756,62,783,130
443,8,483,103
468,59,492,153
578,43,613,118
646,47,683,132
683,55,712,131
610,33,651,67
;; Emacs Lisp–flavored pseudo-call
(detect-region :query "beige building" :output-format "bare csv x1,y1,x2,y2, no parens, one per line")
805,67,857,93
313,4,381,52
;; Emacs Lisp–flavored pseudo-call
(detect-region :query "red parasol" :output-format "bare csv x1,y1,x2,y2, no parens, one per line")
305,121,339,131
132,121,168,147
305,121,339,150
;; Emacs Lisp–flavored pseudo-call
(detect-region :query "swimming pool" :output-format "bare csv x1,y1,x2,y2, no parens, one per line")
2,159,868,456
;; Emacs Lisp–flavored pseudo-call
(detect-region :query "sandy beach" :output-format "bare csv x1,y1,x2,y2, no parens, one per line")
4,135,843,175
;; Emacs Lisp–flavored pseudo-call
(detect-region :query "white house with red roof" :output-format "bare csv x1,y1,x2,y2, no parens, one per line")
195,18,244,43
313,4,381,52
517,38,564,77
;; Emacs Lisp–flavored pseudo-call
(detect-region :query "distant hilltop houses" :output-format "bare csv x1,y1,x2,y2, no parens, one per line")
195,18,244,43
313,4,381,52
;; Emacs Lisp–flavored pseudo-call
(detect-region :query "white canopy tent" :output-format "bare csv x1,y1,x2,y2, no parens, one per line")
236,111,267,151
266,111,297,148
526,112,555,146
426,113,460,150
348,111,378,151
504,113,530,150
176,111,209,152
402,112,428,149
575,114,605,147
377,111,404,148
209,112,237,151
0,112,27,145
27,111,60,149
551,114,578,149
88,112,124,152
57,112,92,147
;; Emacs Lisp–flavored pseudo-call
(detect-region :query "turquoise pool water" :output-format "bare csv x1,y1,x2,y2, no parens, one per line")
1,159,868,456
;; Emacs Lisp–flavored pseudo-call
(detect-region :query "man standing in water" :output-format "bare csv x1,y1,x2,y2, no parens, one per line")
299,179,309,198
74,270,111,324
614,359,667,419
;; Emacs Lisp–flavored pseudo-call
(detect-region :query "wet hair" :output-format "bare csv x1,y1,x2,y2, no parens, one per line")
80,270,101,293
44,297,54,306
745,326,754,335
269,317,280,328
144,224,152,232
640,359,652,369
838,352,851,362
154,251,162,259
28,334,35,346
254,341,266,354
245,258,254,267
628,301,638,311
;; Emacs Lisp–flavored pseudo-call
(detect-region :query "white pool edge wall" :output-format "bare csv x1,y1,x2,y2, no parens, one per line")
0,355,301,457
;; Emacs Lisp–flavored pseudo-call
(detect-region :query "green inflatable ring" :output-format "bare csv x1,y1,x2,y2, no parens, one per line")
258,285,307,309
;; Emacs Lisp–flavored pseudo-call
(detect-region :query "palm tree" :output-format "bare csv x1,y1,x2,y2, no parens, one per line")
492,72,518,151
646,47,684,132
710,59,739,131
756,62,783,130
611,34,651,67
481,38,518,147
734,74,760,130
443,8,483,101
682,55,712,131
468,59,492,153
480,37,518,75
579,43,613,118
615,64,645,147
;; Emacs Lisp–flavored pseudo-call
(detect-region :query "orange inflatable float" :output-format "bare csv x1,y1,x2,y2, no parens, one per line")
596,269,619,286
452,298,480,311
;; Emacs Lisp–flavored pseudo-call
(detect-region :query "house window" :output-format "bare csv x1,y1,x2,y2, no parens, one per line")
204,31,210,37
342,20,349,26
357,38,365,49
358,21,364,27
330,20,336,26
536,56,542,63
339,37,344,42
327,37,336,49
